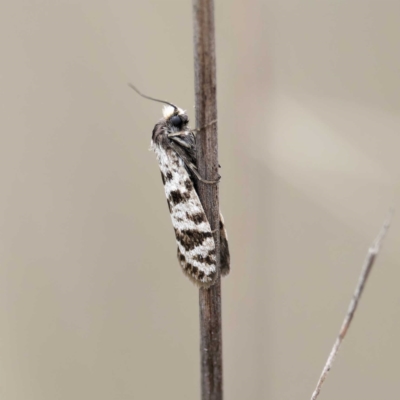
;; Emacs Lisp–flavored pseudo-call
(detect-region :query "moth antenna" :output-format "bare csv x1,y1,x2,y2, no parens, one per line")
128,83,178,110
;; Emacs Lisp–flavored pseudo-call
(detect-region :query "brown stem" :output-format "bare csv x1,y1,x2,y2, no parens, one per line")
192,1,223,400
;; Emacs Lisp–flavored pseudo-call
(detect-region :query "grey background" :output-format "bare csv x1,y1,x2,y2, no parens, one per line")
1,1,399,399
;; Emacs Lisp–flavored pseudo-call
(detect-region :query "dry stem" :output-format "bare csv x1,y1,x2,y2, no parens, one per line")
310,212,393,400
192,1,223,400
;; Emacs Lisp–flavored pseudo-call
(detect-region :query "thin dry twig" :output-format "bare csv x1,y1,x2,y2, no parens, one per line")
310,211,393,400
192,1,223,400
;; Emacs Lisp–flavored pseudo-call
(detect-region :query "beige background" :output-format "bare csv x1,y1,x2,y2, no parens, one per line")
1,1,399,399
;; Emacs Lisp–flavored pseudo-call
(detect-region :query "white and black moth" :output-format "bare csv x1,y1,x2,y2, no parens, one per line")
130,84,230,287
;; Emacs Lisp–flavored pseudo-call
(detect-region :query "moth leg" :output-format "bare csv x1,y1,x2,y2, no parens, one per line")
168,131,185,137
187,164,221,185
169,136,192,149
193,119,217,133
197,174,221,185
168,141,218,184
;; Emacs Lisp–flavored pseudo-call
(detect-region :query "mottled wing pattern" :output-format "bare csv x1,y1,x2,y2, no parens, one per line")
154,145,217,286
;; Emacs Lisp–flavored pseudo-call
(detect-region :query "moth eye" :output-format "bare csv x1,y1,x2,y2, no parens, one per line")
170,115,182,128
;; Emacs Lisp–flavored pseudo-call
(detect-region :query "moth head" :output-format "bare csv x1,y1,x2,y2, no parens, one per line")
163,105,189,133
128,83,190,144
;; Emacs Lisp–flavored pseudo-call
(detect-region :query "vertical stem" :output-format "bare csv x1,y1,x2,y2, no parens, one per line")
192,1,223,400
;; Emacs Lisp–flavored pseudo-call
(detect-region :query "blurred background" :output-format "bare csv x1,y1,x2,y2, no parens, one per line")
1,1,399,399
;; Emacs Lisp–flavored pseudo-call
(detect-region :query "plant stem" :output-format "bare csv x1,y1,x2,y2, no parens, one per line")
193,1,223,400
310,212,393,400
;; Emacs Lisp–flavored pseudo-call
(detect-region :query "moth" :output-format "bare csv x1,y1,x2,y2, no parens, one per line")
129,84,230,287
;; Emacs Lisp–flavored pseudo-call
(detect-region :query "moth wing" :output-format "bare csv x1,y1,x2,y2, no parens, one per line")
157,147,217,287
177,211,229,283
219,212,230,276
